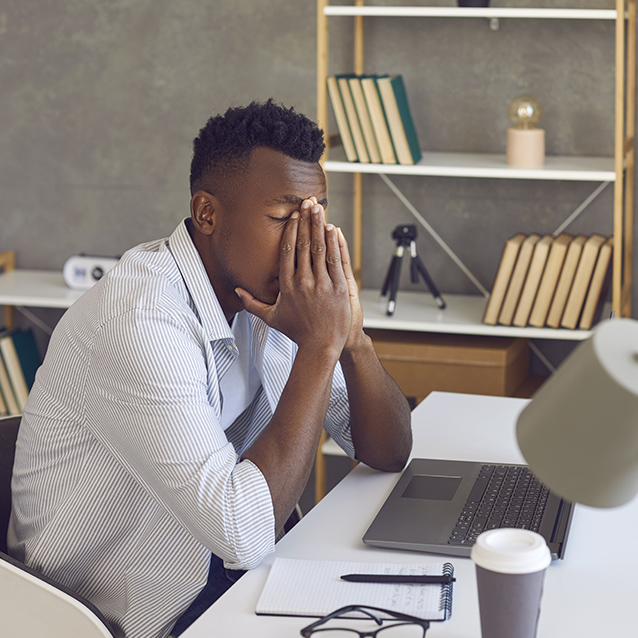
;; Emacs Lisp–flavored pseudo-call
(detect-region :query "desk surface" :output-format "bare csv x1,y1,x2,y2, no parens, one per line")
0,269,594,341
182,391,638,638
0,269,83,308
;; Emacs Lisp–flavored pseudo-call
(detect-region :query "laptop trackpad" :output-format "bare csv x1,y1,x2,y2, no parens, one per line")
401,474,462,501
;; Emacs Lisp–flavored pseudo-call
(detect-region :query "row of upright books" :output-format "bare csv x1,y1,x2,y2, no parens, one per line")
327,74,422,165
483,232,613,331
0,328,41,416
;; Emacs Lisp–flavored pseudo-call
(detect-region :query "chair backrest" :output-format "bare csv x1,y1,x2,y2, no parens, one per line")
0,416,116,636
0,415,21,554
0,551,116,637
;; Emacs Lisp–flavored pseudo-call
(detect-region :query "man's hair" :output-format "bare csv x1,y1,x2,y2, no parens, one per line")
189,99,325,196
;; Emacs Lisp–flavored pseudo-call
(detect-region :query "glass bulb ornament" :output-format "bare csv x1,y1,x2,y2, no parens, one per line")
506,93,545,168
509,94,542,130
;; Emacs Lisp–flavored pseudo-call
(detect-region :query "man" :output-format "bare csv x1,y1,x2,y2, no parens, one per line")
8,100,412,638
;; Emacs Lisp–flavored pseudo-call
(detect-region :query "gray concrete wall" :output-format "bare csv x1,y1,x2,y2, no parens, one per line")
1,0,635,371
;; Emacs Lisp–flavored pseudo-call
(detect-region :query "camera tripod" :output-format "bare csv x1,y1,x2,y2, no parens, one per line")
381,224,446,316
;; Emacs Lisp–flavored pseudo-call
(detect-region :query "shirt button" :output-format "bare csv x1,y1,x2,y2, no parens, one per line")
227,344,234,352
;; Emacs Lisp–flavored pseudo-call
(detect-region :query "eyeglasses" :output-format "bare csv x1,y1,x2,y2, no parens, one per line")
300,605,431,637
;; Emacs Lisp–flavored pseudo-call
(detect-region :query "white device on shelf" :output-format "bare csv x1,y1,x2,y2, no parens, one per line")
63,255,119,290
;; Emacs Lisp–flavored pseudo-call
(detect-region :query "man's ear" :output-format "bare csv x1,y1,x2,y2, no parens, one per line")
190,190,218,236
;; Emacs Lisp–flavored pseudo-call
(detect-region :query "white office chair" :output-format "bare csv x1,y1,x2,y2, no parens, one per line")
0,551,116,638
0,415,117,637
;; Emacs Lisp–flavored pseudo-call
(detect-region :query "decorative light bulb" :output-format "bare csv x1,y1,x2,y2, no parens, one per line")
508,94,542,131
506,94,545,167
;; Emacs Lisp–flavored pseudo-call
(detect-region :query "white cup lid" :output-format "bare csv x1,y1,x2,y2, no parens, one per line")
470,529,551,574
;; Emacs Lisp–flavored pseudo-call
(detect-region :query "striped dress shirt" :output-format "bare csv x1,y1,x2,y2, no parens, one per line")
8,220,355,638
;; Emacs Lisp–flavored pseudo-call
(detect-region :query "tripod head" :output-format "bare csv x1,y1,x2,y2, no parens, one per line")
391,224,418,247
382,223,446,315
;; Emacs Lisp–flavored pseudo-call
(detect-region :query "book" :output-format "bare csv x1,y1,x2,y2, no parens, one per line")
0,351,20,416
255,557,453,621
561,233,607,329
337,75,370,163
498,233,541,326
326,76,358,162
483,233,527,325
7,328,40,390
376,75,422,165
578,236,614,330
0,382,6,416
512,234,554,327
0,328,41,411
0,331,28,410
528,233,574,328
361,75,397,164
348,76,381,163
545,235,587,329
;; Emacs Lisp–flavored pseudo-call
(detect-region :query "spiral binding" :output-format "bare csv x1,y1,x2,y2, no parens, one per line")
438,562,454,620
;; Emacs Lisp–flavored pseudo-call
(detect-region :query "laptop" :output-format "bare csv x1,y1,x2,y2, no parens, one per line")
363,458,574,560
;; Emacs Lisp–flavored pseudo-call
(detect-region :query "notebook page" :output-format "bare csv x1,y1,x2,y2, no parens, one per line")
255,558,453,620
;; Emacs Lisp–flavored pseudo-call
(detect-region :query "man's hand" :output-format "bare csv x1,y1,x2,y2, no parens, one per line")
336,227,366,354
236,199,351,361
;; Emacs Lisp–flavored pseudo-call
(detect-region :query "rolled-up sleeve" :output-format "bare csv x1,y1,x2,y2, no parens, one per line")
323,362,356,459
84,306,275,569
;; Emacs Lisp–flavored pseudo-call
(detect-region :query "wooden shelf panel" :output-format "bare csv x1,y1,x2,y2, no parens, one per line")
0,270,83,309
324,152,616,181
324,6,618,20
360,289,594,341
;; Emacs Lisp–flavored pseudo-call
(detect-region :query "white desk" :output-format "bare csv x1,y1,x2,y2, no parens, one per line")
0,269,594,342
182,391,638,638
0,269,83,309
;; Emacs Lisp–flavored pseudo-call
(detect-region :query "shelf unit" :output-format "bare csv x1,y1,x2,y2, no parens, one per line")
315,1,636,501
0,251,83,333
317,1,636,319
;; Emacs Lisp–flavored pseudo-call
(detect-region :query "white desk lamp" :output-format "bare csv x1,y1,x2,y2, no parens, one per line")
517,318,638,508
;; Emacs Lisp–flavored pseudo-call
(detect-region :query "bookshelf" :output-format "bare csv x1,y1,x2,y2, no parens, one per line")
0,252,83,331
317,1,635,319
315,1,636,500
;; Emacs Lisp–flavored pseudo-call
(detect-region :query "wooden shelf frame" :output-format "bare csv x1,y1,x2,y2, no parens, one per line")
0,250,15,329
315,1,637,502
317,1,636,319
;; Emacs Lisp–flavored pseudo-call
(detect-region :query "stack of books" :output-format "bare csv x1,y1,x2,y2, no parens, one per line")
327,74,422,165
0,328,41,416
483,232,613,330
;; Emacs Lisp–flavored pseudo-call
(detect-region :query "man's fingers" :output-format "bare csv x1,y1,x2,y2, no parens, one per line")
337,227,355,282
325,223,345,282
310,203,328,277
295,201,313,275
279,212,299,283
235,287,273,322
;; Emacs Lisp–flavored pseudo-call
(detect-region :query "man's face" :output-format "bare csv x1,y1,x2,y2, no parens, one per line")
195,146,327,319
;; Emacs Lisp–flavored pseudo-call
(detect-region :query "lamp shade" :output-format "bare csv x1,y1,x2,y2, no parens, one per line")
517,319,638,508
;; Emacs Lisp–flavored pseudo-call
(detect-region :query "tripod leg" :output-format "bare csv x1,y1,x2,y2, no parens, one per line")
410,241,419,283
413,253,446,309
381,252,399,297
387,246,404,316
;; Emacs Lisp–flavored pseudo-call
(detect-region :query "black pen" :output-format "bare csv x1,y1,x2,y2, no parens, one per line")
340,574,456,585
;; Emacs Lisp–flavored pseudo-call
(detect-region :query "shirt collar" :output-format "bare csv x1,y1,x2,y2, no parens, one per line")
167,218,233,343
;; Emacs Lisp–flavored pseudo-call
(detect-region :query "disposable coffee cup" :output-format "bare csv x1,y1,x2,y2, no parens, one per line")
471,529,551,638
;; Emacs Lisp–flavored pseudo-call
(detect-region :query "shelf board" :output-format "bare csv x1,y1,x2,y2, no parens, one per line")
0,273,598,340
324,6,617,20
0,270,84,309
360,289,594,341
324,152,616,181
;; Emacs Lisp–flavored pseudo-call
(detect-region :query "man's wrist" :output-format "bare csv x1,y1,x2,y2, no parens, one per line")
340,330,374,367
296,342,343,370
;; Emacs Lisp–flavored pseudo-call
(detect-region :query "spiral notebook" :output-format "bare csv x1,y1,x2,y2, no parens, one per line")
255,557,454,621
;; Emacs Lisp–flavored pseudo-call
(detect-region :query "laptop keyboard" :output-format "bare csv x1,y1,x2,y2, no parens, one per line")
448,464,550,546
